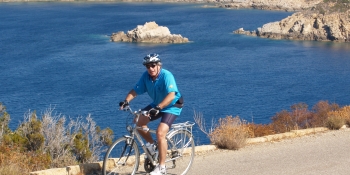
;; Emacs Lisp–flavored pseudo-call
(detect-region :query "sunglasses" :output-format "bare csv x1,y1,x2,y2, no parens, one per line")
146,64,157,69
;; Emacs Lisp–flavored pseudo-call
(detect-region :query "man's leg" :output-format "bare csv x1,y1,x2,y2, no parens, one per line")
137,114,154,143
157,122,170,166
150,113,176,175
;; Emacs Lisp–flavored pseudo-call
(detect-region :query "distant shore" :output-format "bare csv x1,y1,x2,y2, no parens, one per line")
3,0,348,43
0,0,213,3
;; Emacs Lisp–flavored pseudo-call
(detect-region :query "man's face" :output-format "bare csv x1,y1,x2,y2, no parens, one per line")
145,63,160,77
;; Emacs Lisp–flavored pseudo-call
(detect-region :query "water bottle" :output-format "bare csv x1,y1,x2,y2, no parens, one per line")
146,142,156,156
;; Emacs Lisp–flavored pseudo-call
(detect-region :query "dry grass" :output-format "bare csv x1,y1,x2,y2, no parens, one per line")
209,116,249,150
246,123,274,138
194,100,350,151
0,144,51,174
0,105,113,174
269,101,343,133
326,105,350,129
0,164,23,175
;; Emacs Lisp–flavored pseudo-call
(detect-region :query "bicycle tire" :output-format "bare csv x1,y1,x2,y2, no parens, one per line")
102,137,140,175
165,129,195,175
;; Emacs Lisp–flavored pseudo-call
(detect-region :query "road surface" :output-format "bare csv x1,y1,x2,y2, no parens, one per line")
186,128,350,175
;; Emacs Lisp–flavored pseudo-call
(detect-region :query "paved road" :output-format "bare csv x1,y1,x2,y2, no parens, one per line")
186,128,350,175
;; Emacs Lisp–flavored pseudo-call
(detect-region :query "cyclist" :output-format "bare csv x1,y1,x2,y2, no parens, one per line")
119,53,183,175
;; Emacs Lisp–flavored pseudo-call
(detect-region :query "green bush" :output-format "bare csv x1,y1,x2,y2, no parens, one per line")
72,130,92,163
325,115,345,130
17,111,45,151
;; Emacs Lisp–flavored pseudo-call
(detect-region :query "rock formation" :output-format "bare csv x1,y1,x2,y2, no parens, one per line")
234,1,350,43
217,0,323,12
110,21,189,44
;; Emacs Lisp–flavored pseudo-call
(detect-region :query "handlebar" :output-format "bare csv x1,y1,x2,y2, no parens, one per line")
122,105,148,115
120,105,153,132
121,105,150,123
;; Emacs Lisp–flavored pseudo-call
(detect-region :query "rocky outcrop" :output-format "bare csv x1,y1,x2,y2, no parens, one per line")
234,11,350,42
110,21,189,44
217,0,322,11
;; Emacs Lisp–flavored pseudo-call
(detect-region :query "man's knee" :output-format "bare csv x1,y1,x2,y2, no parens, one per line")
157,123,169,138
156,130,167,139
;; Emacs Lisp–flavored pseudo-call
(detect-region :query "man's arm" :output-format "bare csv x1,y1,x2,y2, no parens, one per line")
120,89,137,110
157,92,175,109
125,89,137,102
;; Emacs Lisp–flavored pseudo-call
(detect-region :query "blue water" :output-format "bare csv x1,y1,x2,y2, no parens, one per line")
1,2,350,145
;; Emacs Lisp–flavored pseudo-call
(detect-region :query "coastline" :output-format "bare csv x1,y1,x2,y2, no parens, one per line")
0,0,214,3
30,126,350,174
4,0,348,43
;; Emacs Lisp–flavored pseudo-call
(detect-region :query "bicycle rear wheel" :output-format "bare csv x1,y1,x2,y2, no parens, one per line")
165,129,195,175
102,137,140,175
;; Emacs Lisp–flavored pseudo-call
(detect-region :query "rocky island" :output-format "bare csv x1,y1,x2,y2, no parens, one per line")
110,21,189,44
233,1,350,42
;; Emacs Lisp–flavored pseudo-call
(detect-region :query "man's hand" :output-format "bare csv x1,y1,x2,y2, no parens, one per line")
148,106,161,116
119,100,129,109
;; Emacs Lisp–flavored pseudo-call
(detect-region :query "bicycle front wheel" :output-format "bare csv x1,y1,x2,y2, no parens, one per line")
102,137,140,175
165,129,195,175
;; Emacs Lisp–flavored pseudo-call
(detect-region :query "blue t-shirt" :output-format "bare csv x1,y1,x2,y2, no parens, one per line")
133,69,182,116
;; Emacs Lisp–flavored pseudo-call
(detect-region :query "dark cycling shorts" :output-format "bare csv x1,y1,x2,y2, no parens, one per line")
142,105,177,128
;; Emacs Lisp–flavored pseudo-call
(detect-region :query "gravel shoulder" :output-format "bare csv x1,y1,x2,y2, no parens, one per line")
188,128,350,175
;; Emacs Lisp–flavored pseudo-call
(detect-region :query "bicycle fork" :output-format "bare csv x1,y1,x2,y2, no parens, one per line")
116,137,135,166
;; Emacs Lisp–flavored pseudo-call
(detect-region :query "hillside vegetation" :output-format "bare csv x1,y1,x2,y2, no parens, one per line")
0,103,113,175
195,100,350,150
1,100,350,173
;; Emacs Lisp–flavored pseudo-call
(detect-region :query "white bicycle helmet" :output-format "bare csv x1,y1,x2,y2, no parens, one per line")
143,53,161,65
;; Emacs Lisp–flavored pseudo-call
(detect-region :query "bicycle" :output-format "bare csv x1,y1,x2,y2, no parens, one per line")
102,105,195,175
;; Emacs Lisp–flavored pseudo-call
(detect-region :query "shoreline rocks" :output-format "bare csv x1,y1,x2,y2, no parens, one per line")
217,0,323,12
110,21,189,44
234,11,350,42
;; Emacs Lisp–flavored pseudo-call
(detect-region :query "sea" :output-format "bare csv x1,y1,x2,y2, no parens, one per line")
1,2,350,145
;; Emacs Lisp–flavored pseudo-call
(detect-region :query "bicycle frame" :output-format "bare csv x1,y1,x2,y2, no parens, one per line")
121,105,159,166
121,105,195,166
104,105,195,175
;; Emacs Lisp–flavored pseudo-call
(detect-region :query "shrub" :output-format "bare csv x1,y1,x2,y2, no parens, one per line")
0,103,11,142
343,106,350,126
326,105,350,129
0,104,114,172
0,144,51,174
17,111,45,151
289,103,313,129
325,114,345,130
246,123,274,138
271,102,317,133
67,114,113,163
97,126,114,146
72,130,92,163
310,100,339,127
271,110,296,133
209,116,249,150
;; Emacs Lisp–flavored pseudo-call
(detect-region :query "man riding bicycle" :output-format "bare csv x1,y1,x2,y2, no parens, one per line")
119,53,183,175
